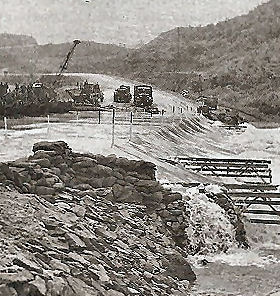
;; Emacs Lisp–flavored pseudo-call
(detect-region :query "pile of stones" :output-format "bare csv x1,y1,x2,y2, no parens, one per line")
0,141,179,207
0,186,195,296
0,141,191,248
0,141,249,295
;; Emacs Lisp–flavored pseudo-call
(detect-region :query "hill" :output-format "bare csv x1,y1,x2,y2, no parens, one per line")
0,34,38,73
0,33,37,48
0,36,129,74
36,41,129,74
112,0,280,122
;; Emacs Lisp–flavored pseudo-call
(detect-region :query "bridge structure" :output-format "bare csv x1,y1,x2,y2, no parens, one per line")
160,156,280,225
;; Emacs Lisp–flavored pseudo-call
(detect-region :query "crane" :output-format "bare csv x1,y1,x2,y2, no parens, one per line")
53,39,81,86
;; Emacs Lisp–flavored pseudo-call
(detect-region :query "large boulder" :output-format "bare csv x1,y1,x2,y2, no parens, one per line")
163,253,197,282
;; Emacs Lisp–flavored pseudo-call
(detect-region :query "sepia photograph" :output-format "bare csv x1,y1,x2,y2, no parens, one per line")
0,0,280,295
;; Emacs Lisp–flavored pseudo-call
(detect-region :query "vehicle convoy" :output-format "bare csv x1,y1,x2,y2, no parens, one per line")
114,85,132,103
133,85,153,108
66,81,104,107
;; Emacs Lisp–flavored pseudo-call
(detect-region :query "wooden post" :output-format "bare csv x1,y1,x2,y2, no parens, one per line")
98,110,101,124
111,109,115,147
269,169,272,184
172,106,175,113
4,117,7,131
129,111,133,141
76,111,79,121
47,115,50,135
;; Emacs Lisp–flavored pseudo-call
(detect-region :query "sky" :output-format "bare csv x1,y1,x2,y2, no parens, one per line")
0,0,269,47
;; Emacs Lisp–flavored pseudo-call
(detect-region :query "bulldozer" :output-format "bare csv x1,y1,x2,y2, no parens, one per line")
66,81,104,107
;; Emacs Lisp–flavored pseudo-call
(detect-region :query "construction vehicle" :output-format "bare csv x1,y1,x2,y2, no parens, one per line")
66,81,104,107
197,95,218,116
0,40,81,117
133,85,153,108
114,85,132,103
197,96,218,111
53,39,81,86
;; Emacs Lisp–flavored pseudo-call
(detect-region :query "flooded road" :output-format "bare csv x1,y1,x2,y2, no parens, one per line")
1,73,280,295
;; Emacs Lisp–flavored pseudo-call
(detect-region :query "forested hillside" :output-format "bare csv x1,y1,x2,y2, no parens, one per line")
116,0,280,121
1,0,280,121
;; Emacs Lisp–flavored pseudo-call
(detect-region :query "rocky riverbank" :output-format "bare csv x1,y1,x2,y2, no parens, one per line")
0,141,248,295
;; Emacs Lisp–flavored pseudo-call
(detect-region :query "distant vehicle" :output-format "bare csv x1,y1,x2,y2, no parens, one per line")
114,85,132,103
67,81,104,107
197,96,218,110
145,106,160,114
133,85,153,108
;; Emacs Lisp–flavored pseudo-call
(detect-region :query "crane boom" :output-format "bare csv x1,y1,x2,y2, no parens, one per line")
53,39,81,85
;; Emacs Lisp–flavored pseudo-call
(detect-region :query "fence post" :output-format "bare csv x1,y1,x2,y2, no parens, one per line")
98,110,101,124
4,117,7,135
111,109,115,147
129,111,133,141
76,111,79,122
47,115,50,135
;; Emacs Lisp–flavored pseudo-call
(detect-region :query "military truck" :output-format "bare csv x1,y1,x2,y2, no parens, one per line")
114,85,132,103
133,85,153,108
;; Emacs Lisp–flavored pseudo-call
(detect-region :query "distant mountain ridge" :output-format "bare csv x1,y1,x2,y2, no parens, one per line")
1,0,280,121
0,33,37,48
0,37,129,73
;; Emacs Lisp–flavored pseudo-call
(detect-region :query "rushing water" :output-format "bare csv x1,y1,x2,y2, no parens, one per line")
1,74,280,295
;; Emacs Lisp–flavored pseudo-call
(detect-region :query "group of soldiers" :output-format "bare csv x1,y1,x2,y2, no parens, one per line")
0,82,54,107
0,82,9,98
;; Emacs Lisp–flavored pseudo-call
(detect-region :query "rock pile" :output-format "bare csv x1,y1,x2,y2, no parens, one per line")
0,186,195,296
0,141,249,295
0,141,192,248
0,141,175,207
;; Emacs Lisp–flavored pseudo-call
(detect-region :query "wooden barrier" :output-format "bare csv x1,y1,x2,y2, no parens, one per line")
172,156,272,183
226,183,280,225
